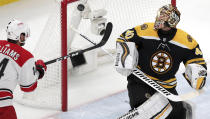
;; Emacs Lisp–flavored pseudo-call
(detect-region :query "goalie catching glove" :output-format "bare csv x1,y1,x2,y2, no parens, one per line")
35,59,47,79
114,42,139,76
184,63,207,90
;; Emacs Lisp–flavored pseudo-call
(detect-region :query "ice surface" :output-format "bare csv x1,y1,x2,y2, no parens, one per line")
45,74,210,119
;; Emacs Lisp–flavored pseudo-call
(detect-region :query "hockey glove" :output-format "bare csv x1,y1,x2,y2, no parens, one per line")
114,42,139,76
35,59,47,79
184,63,207,90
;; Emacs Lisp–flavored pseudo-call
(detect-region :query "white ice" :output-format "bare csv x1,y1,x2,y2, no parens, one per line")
0,0,210,119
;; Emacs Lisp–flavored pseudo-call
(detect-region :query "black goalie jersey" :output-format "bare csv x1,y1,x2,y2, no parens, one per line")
117,23,207,89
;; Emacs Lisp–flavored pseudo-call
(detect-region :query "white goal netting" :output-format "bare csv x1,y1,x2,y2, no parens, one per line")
14,0,181,110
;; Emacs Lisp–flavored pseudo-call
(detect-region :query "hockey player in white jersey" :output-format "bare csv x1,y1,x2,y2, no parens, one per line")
0,19,47,119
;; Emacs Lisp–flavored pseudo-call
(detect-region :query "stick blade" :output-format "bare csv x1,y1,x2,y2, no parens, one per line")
98,22,113,47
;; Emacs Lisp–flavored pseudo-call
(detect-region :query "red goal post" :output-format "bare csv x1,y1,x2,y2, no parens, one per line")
14,0,178,112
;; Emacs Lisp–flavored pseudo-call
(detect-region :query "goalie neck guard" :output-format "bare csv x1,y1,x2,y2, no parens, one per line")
154,4,181,30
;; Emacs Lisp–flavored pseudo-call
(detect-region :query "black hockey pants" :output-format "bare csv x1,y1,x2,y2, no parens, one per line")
127,74,186,119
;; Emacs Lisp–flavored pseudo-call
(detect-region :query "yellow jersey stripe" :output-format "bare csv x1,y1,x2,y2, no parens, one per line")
147,75,176,83
147,75,177,89
172,29,198,50
134,23,159,38
0,0,19,6
185,58,205,66
197,62,206,65
160,83,177,89
162,78,176,83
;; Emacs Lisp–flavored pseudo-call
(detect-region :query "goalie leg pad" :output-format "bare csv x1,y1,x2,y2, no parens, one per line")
118,92,172,119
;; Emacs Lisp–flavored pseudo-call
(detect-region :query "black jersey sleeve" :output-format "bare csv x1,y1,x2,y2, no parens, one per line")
116,27,141,44
182,43,207,89
183,44,207,69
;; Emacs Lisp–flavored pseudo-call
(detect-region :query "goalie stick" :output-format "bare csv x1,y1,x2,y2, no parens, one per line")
44,22,113,65
116,68,205,119
132,68,205,102
74,28,204,102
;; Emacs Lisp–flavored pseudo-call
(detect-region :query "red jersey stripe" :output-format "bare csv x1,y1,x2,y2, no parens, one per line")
20,81,38,92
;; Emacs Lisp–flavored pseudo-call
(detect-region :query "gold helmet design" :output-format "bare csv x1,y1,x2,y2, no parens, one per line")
154,4,181,30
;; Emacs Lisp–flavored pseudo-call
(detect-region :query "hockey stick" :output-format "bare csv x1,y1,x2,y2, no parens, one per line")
44,22,113,65
132,68,205,102
70,25,115,58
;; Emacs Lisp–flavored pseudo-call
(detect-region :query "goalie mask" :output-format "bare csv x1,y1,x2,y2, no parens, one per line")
154,4,181,30
6,19,30,46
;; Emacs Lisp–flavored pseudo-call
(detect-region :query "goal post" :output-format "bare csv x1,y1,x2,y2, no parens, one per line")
14,0,178,112
60,0,78,112
171,0,176,7
61,0,68,112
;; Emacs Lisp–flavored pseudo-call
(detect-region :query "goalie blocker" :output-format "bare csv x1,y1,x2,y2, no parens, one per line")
114,42,139,76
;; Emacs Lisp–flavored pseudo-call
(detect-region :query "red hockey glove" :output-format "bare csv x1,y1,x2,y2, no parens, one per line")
35,59,47,79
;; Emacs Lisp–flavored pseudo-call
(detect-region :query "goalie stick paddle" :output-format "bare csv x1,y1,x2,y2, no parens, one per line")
132,68,204,102
44,22,113,65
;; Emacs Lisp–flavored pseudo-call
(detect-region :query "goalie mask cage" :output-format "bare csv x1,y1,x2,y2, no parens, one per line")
14,0,179,111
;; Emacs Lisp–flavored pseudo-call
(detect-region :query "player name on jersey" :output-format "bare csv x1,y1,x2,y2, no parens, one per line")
0,44,20,61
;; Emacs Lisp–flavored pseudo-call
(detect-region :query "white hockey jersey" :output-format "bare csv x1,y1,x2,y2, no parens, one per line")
0,40,39,107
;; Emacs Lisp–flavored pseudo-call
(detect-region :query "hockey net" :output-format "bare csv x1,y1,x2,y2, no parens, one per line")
14,0,180,111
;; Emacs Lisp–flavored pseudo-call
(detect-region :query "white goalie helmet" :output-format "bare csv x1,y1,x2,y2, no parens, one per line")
6,19,30,42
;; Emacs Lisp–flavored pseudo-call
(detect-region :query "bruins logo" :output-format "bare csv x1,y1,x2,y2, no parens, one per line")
125,30,134,39
150,51,172,74
141,24,148,30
